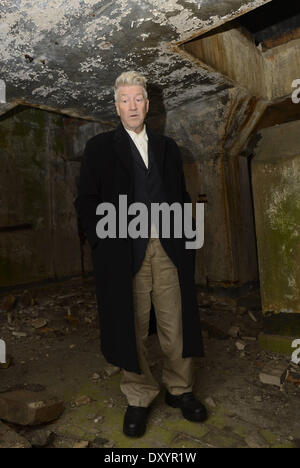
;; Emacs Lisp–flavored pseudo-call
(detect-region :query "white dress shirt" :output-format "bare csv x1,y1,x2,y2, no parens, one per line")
125,126,149,168
125,126,158,238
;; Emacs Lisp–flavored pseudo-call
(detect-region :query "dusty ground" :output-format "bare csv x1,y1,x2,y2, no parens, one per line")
0,276,299,448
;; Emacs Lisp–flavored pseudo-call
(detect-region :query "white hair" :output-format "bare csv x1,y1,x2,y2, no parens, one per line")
114,71,148,102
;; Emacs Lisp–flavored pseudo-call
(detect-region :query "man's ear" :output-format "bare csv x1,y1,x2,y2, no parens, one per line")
115,102,120,116
146,99,149,113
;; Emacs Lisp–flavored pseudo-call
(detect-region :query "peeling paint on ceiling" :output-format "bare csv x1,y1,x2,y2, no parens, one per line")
0,0,271,120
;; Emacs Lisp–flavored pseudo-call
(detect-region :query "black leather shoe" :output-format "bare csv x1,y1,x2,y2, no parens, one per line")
123,405,149,438
165,391,207,422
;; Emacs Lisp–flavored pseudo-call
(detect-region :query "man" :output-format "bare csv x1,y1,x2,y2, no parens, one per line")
75,71,207,438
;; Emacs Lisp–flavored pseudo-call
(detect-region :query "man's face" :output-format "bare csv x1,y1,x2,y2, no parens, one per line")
115,85,149,133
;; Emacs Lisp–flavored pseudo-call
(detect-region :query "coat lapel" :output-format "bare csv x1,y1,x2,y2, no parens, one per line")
146,124,166,178
113,122,166,181
113,123,134,190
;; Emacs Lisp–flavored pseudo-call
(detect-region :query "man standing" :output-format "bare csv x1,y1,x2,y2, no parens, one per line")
75,71,207,438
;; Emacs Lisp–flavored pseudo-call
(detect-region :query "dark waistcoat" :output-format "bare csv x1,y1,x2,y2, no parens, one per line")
128,136,171,275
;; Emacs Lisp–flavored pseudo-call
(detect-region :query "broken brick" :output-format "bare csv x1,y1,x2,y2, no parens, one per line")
259,362,288,387
0,390,64,426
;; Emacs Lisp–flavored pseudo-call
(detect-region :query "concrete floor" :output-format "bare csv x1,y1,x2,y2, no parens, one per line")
0,277,299,448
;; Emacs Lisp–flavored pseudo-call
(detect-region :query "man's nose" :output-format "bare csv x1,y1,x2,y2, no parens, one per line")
129,99,137,110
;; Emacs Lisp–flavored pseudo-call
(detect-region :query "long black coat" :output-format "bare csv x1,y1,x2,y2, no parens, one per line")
75,123,204,373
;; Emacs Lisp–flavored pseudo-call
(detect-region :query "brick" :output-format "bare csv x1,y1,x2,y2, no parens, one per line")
259,362,288,387
0,390,64,426
0,421,31,448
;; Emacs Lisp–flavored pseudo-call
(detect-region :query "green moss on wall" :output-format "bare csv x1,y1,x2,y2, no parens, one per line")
253,163,300,315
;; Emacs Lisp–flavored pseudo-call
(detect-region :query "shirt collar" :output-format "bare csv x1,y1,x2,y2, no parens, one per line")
125,125,148,142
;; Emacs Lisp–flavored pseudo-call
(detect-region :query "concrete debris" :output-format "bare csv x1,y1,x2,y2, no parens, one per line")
235,340,246,351
242,336,257,341
12,331,27,338
73,440,89,448
104,364,121,377
204,396,217,408
73,395,92,407
0,390,64,426
31,318,48,329
0,421,31,448
92,373,101,381
248,311,258,322
259,362,288,388
94,416,103,424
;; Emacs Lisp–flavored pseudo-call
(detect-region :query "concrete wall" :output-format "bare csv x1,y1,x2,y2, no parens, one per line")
252,120,300,314
0,107,112,288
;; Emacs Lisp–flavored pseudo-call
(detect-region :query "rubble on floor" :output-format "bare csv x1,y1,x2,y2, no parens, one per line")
0,278,299,448
0,389,64,426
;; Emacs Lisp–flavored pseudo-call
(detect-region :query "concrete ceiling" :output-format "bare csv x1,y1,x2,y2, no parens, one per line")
0,0,272,121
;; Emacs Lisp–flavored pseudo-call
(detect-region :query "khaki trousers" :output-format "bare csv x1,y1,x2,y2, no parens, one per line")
120,238,195,407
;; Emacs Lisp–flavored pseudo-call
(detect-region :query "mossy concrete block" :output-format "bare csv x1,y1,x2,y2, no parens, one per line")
252,120,300,315
258,333,296,355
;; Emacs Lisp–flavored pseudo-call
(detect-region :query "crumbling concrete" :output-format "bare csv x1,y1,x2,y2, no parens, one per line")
0,0,272,120
0,390,64,426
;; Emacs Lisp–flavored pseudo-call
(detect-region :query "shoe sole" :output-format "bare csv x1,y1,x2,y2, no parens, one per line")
123,426,146,438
